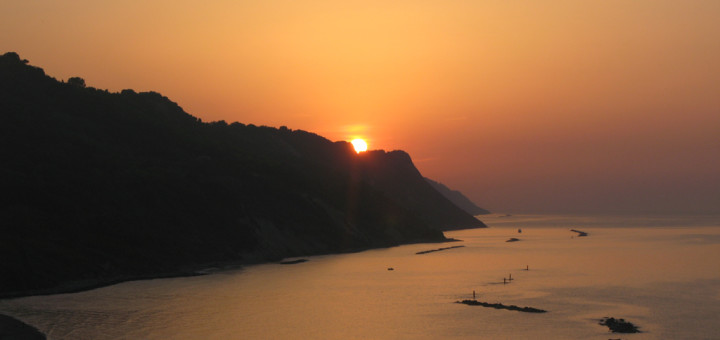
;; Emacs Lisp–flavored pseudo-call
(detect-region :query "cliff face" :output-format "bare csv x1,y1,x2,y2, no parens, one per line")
425,178,490,216
356,151,486,230
0,52,484,296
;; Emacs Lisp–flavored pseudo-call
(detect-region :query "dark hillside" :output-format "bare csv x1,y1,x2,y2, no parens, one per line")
425,178,490,216
0,52,483,296
355,150,485,230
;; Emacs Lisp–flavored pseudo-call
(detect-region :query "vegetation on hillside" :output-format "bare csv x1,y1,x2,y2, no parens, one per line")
0,52,484,296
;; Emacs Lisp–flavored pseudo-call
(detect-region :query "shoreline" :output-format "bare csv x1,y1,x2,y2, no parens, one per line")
0,235,463,300
0,270,208,300
3,221,717,338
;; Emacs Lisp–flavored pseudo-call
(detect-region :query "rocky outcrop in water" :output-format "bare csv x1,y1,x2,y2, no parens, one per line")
599,317,640,333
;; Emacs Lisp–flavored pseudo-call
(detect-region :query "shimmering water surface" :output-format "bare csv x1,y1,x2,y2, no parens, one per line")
2,214,719,339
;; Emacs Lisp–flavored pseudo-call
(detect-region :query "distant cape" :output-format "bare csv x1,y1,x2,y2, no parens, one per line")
425,178,490,215
0,52,485,296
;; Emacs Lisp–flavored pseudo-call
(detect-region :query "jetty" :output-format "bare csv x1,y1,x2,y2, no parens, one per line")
416,245,465,255
457,300,547,313
570,229,589,237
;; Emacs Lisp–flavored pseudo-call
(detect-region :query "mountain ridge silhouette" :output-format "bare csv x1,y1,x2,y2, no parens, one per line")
0,52,485,296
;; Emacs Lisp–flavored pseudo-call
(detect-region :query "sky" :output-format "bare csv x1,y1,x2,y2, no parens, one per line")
2,0,719,214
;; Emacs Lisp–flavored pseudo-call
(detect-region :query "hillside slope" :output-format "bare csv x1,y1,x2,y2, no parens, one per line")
0,52,484,296
425,178,490,216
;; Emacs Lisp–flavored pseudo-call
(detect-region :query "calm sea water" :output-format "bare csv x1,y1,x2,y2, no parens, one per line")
2,214,719,339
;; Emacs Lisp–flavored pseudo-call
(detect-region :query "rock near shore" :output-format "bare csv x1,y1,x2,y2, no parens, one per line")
0,314,46,340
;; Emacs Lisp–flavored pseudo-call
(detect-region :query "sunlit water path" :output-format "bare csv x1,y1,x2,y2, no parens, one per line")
2,214,719,339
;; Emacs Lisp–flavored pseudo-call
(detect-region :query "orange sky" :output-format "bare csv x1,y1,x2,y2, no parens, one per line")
3,0,719,213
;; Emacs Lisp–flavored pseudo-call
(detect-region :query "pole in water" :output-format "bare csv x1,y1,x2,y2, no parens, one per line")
526,265,529,271
503,278,507,284
509,274,513,281
473,290,476,300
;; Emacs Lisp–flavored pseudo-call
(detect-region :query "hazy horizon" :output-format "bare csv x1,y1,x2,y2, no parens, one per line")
2,0,718,214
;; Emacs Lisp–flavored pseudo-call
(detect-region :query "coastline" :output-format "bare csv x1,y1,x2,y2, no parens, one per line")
2,219,718,339
0,235,463,300
0,270,208,300
0,231,472,340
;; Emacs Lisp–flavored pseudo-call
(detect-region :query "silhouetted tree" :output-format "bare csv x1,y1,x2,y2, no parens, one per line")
2,51,21,62
67,77,86,87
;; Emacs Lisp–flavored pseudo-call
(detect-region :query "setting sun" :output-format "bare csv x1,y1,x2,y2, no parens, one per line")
351,139,368,153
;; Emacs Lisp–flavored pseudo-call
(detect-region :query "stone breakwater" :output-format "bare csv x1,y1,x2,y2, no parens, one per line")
456,300,547,313
416,245,465,255
570,229,588,237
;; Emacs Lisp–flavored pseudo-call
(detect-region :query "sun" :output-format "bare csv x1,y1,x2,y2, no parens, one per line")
351,139,368,153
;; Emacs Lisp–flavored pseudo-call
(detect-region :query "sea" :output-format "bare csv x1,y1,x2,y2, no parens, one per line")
1,214,719,339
